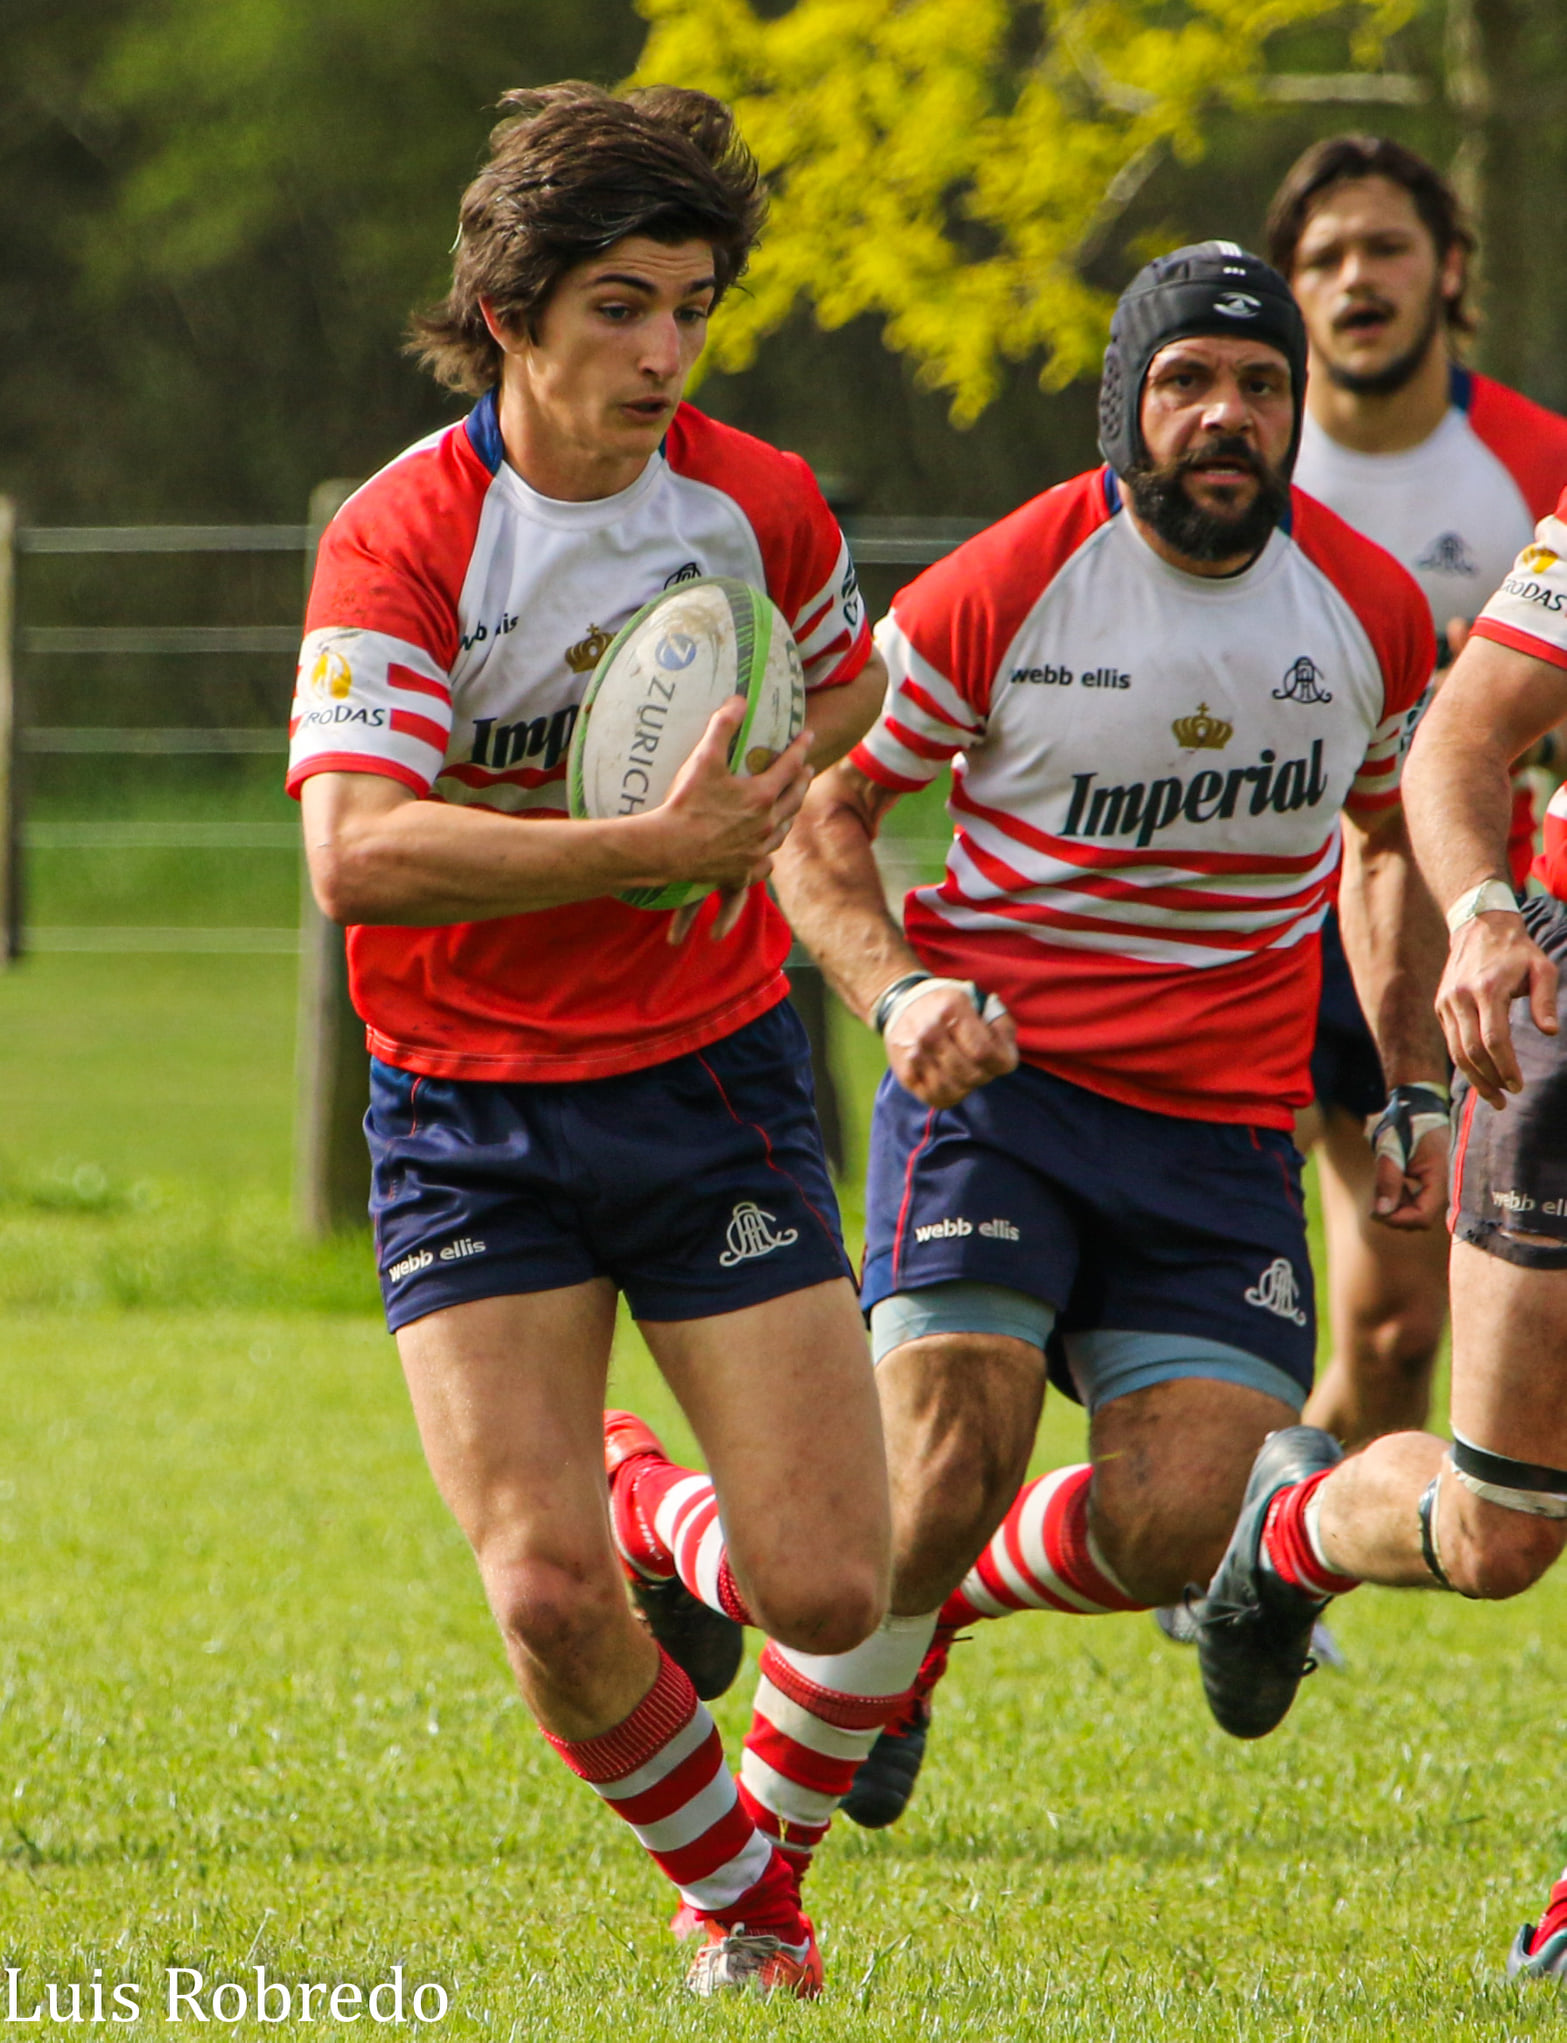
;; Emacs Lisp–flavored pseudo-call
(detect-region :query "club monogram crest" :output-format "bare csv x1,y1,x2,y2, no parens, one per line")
1244,1256,1308,1326
719,1201,799,1267
1273,655,1332,706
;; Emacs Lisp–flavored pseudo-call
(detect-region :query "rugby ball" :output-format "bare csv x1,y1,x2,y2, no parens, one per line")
567,576,807,910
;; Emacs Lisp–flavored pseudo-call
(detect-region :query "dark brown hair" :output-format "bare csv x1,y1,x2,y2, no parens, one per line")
410,82,767,394
1265,134,1476,335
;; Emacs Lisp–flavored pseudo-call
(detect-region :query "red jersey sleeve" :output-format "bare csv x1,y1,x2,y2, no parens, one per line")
852,470,1113,793
286,426,491,798
1466,372,1567,522
1291,490,1434,823
664,407,870,691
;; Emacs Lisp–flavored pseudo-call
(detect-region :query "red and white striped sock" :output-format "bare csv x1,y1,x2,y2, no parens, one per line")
940,1464,1145,1624
1528,1867,1567,1955
613,1460,753,1624
738,1616,939,1880
1260,1469,1360,1601
544,1650,801,1935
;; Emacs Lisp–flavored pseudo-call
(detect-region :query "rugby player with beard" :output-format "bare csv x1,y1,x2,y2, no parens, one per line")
599,246,1449,1873
1265,138,1567,1459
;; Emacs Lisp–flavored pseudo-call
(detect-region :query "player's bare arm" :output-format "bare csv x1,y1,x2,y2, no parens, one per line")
1336,803,1449,1227
1404,635,1567,1105
801,649,887,769
773,757,1017,1109
302,696,811,926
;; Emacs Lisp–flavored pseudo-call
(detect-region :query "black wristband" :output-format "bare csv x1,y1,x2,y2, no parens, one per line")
871,972,932,1034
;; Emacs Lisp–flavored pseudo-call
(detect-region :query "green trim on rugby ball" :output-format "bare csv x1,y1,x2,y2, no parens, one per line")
566,576,794,914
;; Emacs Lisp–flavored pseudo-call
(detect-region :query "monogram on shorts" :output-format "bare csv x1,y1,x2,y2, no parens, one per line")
720,1201,799,1267
1244,1256,1309,1327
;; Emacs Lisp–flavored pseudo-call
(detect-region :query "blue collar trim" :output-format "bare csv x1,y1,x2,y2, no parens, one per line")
465,389,505,474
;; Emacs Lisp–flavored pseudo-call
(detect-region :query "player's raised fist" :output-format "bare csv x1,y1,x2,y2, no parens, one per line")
884,980,1018,1110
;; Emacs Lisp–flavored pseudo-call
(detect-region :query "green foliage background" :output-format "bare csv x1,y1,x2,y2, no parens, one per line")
5,0,1567,525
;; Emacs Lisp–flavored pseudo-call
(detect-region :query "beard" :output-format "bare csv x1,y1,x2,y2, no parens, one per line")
1324,282,1445,398
1122,435,1292,566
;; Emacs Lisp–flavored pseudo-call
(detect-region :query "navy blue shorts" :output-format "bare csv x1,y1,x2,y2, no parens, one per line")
368,1001,853,1332
861,1060,1316,1402
1310,908,1386,1121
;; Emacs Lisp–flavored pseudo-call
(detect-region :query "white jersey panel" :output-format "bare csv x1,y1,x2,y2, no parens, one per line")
1295,407,1534,630
916,512,1388,963
292,455,818,817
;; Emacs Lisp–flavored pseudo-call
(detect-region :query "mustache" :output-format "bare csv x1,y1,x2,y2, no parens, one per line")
1332,296,1396,332
1170,436,1272,483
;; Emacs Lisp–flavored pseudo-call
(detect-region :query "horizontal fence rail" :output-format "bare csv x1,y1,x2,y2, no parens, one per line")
28,927,302,953
26,821,299,849
845,518,987,563
17,525,314,555
21,625,303,655
15,516,974,567
24,727,288,753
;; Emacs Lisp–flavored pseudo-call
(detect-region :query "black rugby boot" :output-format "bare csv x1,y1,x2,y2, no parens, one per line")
841,1625,955,1828
626,1572,745,1701
841,1698,932,1828
604,1410,745,1701
1193,1426,1343,1740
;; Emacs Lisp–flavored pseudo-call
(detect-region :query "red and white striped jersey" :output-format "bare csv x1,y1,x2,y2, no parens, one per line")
287,395,869,1084
852,467,1431,1127
1296,367,1567,887
1471,494,1567,901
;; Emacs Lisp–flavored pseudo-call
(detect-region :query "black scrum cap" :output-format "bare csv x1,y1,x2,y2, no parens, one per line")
1097,241,1308,481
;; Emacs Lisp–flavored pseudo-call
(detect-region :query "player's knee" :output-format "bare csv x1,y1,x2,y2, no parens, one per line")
1096,1512,1210,1605
1444,1511,1567,1602
891,1416,1031,1561
481,1553,625,1670
1090,1462,1238,1603
750,1565,886,1657
1357,1307,1444,1382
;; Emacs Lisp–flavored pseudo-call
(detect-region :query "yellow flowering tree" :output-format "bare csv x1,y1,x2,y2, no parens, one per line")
635,0,1417,419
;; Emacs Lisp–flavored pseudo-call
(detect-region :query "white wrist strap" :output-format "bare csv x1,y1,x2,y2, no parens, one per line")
1445,879,1520,934
874,975,1008,1036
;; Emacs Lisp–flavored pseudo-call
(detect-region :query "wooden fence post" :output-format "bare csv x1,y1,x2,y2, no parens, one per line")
0,500,16,966
293,480,369,1236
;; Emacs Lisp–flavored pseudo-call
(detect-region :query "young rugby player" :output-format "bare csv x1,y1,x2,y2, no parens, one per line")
1269,137,1567,1451
1192,504,1567,1976
286,83,893,1999
605,245,1448,1872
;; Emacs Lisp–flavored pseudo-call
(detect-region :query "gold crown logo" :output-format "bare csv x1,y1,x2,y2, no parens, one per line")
1521,544,1559,576
565,624,614,673
1172,702,1233,751
311,647,353,700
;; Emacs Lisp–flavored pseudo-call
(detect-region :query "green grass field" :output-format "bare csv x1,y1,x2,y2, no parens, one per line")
5,809,1567,2037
